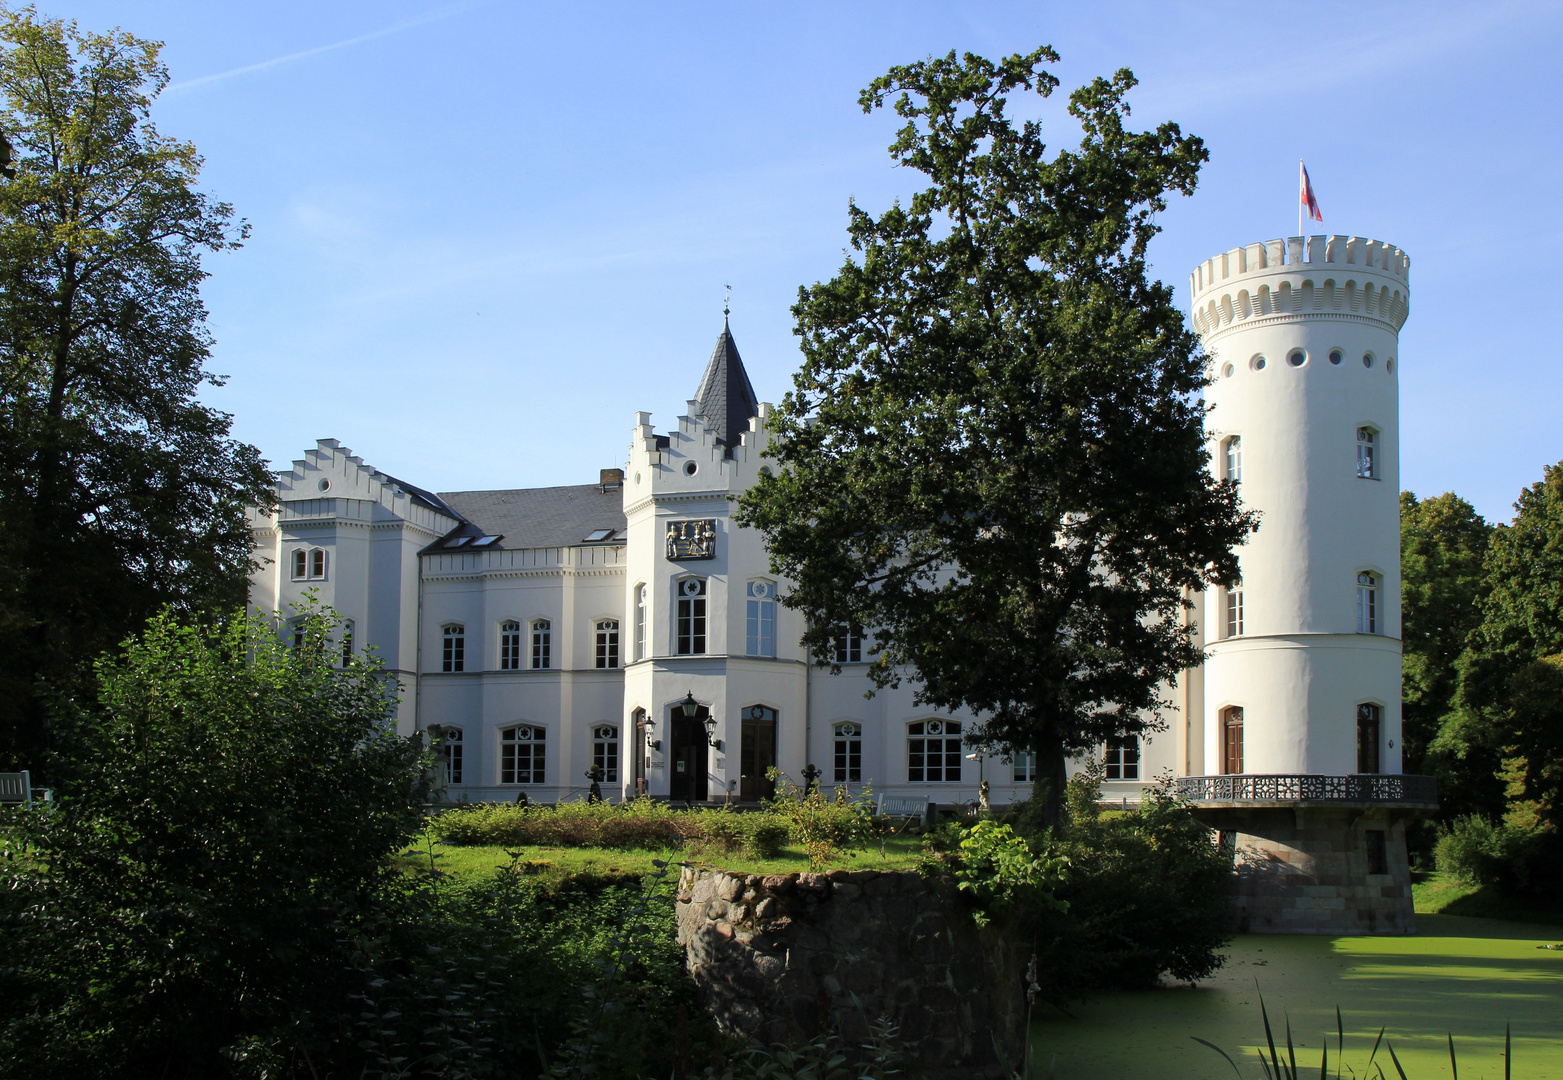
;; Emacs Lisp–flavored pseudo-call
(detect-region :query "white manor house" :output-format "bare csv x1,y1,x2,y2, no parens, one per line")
251,230,1437,933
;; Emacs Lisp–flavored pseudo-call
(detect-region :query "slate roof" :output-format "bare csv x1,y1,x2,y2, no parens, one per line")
436,484,627,550
692,318,760,454
380,473,466,521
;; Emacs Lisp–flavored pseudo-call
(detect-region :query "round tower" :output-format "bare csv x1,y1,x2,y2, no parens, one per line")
1179,234,1436,935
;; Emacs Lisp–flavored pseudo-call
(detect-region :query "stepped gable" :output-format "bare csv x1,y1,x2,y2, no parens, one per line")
438,484,627,550
691,317,760,455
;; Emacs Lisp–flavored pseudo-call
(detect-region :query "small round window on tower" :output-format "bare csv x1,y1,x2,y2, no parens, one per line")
1249,355,1266,371
1287,349,1306,367
1385,358,1394,374
1221,363,1234,379
634,472,641,485
683,461,698,476
317,478,331,492
1329,349,1344,365
1362,353,1375,369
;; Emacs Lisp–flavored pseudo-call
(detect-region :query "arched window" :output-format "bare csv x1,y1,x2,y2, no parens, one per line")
833,721,862,783
1356,427,1378,479
500,724,545,784
833,626,863,664
633,584,647,661
430,725,463,785
1356,573,1378,634
907,720,962,783
1225,588,1244,638
1223,436,1242,483
1357,703,1381,774
291,549,307,579
593,724,619,783
1105,735,1140,780
309,549,327,578
746,581,776,658
500,620,521,670
596,620,620,669
531,619,551,669
676,578,707,655
339,620,354,666
1220,706,1244,774
442,624,465,672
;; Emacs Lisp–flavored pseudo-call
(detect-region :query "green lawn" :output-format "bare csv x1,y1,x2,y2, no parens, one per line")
1033,914,1563,1080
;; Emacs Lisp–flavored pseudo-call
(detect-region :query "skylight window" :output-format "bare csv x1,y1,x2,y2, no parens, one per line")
583,528,614,542
443,536,472,548
471,535,498,547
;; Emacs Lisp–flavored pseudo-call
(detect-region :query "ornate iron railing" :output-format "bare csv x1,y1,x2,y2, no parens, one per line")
1175,773,1438,806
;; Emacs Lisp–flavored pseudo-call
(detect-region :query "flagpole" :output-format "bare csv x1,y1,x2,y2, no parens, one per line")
1298,159,1303,239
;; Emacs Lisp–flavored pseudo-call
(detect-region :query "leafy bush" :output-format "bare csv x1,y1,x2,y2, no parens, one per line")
763,771,875,868
922,819,1067,927
429,799,788,858
1434,811,1560,892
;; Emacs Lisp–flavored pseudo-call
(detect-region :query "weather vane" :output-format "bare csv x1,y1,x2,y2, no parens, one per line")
723,284,731,318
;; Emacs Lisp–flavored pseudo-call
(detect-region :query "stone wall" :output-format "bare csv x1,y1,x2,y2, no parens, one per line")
1215,808,1416,934
675,866,1028,1079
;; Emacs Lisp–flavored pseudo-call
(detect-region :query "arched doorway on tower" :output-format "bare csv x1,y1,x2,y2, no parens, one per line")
740,705,777,802
669,700,710,803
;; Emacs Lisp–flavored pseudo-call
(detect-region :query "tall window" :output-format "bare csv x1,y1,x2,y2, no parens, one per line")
500,620,521,670
907,720,962,783
1225,589,1244,638
633,583,647,661
340,620,354,666
442,624,465,672
746,581,776,658
596,620,620,668
833,626,862,664
676,578,707,655
1357,703,1381,774
1012,752,1036,783
1224,436,1242,483
1364,829,1388,875
1105,735,1140,780
833,721,862,783
309,549,327,578
501,724,545,784
532,619,552,669
1221,706,1244,774
1356,573,1378,634
1356,427,1377,479
593,724,620,783
291,549,307,579
290,619,306,651
432,725,463,785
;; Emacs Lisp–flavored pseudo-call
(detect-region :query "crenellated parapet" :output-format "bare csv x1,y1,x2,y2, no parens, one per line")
1189,234,1410,341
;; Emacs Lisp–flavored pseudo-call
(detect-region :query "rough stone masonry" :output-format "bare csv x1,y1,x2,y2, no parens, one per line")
675,866,1029,1079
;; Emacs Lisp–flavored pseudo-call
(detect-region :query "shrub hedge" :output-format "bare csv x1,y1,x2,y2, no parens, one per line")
428,798,790,858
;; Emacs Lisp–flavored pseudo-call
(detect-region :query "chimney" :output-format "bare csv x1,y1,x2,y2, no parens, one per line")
599,468,624,491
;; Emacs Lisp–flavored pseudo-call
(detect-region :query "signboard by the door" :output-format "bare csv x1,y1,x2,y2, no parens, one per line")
666,519,717,560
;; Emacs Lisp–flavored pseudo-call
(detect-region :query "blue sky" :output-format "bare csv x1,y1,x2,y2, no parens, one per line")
54,0,1563,523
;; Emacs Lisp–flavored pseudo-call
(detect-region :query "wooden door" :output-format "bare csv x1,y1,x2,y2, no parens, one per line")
1221,706,1244,775
740,705,777,802
670,708,709,803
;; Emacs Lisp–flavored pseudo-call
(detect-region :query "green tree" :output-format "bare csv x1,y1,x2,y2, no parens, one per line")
0,9,270,771
0,603,428,1076
736,49,1254,822
1398,491,1492,799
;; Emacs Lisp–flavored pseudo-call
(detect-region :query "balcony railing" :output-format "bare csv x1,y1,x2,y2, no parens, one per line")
1175,773,1437,807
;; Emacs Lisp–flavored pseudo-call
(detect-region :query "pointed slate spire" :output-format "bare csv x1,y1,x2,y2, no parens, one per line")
692,315,759,454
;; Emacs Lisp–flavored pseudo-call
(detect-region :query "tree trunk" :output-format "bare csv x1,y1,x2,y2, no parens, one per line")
1030,730,1069,829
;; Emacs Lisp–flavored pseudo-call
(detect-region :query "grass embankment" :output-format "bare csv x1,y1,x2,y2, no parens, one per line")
400,834,925,885
1415,870,1563,926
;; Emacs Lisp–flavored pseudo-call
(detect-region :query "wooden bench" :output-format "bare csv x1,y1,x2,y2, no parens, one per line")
0,771,51,808
876,793,931,826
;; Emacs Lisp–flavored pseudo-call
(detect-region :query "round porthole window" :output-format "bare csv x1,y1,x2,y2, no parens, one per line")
1287,349,1306,367
759,465,772,477
1250,355,1267,371
634,472,641,485
317,478,331,492
1329,349,1343,366
1221,363,1234,378
1362,353,1374,369
1385,358,1394,374
683,461,698,476
680,578,703,597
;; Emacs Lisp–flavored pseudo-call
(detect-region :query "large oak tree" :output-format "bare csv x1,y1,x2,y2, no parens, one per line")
737,49,1255,822
0,9,270,770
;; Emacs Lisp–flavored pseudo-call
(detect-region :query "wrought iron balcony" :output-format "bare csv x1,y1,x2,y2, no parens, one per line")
1175,773,1438,809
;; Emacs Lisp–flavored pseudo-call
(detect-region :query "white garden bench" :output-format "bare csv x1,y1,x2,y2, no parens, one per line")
876,793,931,826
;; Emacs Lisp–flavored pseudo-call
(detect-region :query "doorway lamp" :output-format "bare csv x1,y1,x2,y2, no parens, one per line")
642,714,660,752
680,690,722,751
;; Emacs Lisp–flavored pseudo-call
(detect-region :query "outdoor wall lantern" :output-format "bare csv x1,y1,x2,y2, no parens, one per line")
643,715,660,752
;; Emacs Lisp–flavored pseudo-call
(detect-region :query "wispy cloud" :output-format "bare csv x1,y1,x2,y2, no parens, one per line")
165,3,482,95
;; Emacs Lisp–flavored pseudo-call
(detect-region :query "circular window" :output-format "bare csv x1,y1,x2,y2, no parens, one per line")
1385,358,1394,374
1221,362,1234,378
680,578,703,596
683,461,698,476
1287,349,1306,367
317,478,331,492
759,465,772,477
1329,349,1343,366
1250,355,1267,371
634,472,641,485
1362,353,1374,369
926,720,944,735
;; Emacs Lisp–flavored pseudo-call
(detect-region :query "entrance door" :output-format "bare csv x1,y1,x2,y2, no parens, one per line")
740,705,777,802
1356,703,1381,773
1221,706,1244,774
670,706,709,803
